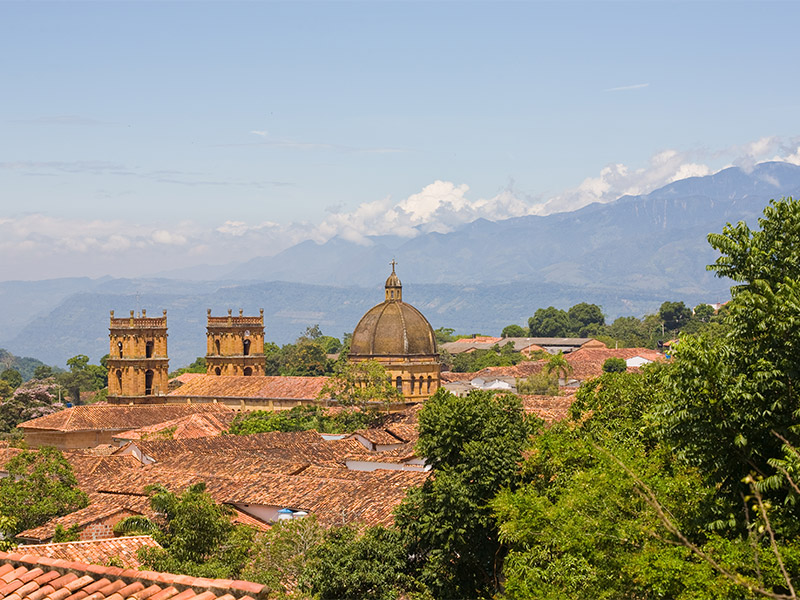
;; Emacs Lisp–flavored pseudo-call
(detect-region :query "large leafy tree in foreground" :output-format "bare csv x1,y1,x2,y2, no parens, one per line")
659,197,800,510
396,389,536,599
494,197,800,599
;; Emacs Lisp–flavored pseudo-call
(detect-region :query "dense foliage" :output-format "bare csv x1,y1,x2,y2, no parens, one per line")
118,483,257,579
0,378,65,433
396,389,537,598
0,447,89,541
491,196,800,599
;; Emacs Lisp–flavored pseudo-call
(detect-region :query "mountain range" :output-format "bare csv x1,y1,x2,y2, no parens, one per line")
1,161,799,369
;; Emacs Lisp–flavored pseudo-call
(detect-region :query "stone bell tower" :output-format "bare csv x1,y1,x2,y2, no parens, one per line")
107,309,170,403
206,308,265,376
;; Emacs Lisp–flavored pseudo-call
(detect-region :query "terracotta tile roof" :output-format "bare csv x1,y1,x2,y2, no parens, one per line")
18,404,233,432
81,444,119,456
449,336,501,344
117,430,368,466
0,550,267,599
63,453,145,488
346,442,420,464
172,372,206,384
350,428,405,446
167,375,330,400
229,508,270,532
441,360,546,383
114,412,234,442
146,450,310,478
16,536,160,569
565,347,664,380
90,464,424,528
16,500,141,543
519,394,576,423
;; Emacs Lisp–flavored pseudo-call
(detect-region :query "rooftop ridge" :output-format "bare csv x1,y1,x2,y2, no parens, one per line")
17,534,156,548
0,550,267,599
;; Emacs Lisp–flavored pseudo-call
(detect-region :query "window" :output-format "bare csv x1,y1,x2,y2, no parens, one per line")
117,342,123,358
410,375,415,393
427,376,432,393
145,370,154,395
396,376,402,393
116,370,122,392
145,341,154,359
244,367,253,376
215,339,221,355
243,339,251,356
215,367,221,376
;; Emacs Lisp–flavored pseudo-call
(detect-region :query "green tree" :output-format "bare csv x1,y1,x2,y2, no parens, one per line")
502,324,528,338
131,482,256,579
658,197,800,509
543,351,572,383
659,301,693,331
516,370,559,395
602,356,627,373
302,525,412,600
434,327,456,344
568,302,605,336
241,515,325,592
229,405,374,435
606,315,649,348
318,359,400,409
0,369,22,390
693,303,715,322
528,307,571,337
56,354,107,404
396,389,535,599
283,341,330,376
0,447,89,538
170,356,207,377
32,365,55,380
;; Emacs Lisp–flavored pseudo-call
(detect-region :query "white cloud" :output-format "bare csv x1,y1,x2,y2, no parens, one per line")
604,83,650,92
152,230,187,245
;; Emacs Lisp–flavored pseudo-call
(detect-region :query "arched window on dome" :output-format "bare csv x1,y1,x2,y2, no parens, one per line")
410,375,415,393
396,376,402,393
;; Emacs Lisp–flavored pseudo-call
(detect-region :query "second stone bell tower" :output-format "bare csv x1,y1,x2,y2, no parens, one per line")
205,308,265,376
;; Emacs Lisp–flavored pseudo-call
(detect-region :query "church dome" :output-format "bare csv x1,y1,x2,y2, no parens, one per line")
349,265,438,357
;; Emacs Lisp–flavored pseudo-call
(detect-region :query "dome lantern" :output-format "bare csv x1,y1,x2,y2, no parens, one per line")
385,259,402,302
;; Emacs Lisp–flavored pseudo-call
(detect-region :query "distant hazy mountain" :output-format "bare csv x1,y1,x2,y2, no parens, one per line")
1,162,798,368
217,162,800,290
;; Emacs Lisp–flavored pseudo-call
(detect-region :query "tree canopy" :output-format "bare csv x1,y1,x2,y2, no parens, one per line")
0,447,88,540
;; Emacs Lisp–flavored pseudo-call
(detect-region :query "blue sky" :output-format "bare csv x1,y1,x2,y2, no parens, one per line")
2,1,800,280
